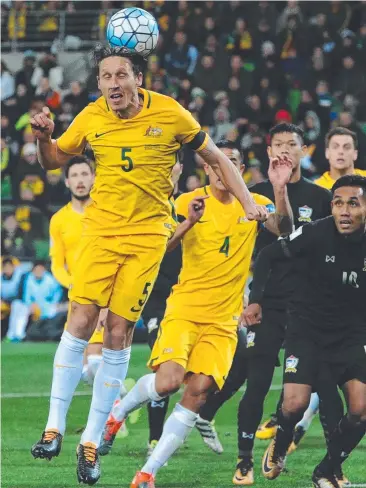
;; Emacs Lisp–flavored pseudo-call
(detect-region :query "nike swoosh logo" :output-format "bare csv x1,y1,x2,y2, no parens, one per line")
262,450,272,474
131,306,142,313
197,220,208,224
95,132,109,138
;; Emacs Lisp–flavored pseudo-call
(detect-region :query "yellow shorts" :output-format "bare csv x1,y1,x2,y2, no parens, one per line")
89,328,104,344
69,234,167,322
148,317,238,389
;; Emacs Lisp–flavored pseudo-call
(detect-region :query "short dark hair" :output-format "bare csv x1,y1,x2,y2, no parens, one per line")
2,257,14,266
269,123,304,144
216,139,243,160
332,175,366,195
325,127,358,149
65,156,94,178
32,259,47,269
92,44,146,77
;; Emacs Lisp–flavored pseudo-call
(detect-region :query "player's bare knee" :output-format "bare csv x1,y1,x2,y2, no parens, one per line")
283,396,308,416
156,374,182,396
68,302,99,339
348,400,366,421
104,313,135,349
182,374,216,410
155,363,185,396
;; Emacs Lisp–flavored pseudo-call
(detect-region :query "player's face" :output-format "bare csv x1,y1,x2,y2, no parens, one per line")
98,56,143,112
205,147,244,191
331,186,366,234
268,132,305,172
66,163,94,201
325,135,357,171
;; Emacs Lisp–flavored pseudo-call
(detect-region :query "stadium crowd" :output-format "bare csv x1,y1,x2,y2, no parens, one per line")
1,0,366,341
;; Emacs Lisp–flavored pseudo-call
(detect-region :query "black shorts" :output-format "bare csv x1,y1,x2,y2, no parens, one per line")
246,307,287,360
143,311,165,350
283,335,366,387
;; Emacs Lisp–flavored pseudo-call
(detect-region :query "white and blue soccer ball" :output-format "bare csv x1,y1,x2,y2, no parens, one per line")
106,7,159,58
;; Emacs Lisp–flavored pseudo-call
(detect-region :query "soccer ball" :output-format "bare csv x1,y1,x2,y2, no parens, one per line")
106,7,159,58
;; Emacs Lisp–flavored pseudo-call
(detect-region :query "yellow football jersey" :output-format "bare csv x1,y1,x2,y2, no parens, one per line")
165,187,274,326
49,202,84,288
315,169,366,189
57,89,206,237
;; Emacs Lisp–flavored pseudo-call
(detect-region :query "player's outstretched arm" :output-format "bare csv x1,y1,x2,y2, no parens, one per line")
31,107,75,170
167,196,208,252
196,136,268,222
264,156,293,236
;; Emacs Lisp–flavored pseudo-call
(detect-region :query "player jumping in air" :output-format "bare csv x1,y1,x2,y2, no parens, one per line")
49,156,106,385
30,45,267,486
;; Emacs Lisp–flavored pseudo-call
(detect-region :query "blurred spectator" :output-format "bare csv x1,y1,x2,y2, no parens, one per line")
1,257,32,337
164,31,198,79
210,105,235,143
15,50,37,92
45,169,69,205
5,261,63,342
0,61,15,101
31,51,64,91
16,142,47,210
333,55,365,99
7,1,27,42
194,55,226,93
145,55,169,93
226,18,253,58
35,77,61,111
1,137,17,200
62,80,89,114
1,214,34,258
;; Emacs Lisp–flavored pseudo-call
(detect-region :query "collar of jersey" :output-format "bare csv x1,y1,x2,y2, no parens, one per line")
106,87,148,120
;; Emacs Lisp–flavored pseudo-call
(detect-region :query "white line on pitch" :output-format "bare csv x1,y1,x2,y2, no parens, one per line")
1,384,283,399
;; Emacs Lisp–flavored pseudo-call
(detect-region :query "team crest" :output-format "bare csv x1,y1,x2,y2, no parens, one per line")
247,331,255,348
285,355,299,373
144,126,163,137
238,216,249,224
298,206,313,222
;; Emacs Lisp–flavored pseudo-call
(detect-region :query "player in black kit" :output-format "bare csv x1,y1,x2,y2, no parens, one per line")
245,175,366,488
197,123,334,485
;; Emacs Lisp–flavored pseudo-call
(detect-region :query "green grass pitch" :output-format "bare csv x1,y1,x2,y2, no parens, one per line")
2,342,365,487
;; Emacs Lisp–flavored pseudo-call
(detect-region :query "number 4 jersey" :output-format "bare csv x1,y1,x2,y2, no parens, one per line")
57,88,207,237
165,186,274,327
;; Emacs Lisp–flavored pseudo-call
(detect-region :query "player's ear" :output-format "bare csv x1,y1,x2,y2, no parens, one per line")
267,146,272,158
353,150,358,162
203,162,210,175
65,178,70,189
301,144,307,157
325,147,330,161
240,164,245,176
136,72,143,87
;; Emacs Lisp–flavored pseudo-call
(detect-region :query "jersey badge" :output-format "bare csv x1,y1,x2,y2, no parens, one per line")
247,331,255,348
298,206,313,222
326,255,335,263
144,126,163,137
285,355,299,373
238,216,249,223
